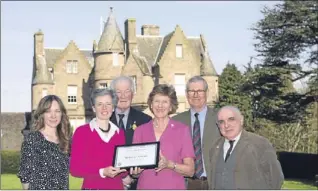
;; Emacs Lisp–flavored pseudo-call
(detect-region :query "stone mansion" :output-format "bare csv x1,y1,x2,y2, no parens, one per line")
31,7,219,129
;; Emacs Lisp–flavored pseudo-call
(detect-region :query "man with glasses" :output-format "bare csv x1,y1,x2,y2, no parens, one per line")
173,76,221,190
109,76,152,190
209,105,284,189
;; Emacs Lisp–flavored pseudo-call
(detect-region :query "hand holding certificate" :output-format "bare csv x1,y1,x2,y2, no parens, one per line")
113,142,160,170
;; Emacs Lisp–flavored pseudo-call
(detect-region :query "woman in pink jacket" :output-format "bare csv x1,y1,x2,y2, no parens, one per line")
130,84,195,189
70,88,132,190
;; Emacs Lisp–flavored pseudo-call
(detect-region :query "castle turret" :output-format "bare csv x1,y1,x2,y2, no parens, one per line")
199,34,219,106
32,30,54,110
94,7,125,88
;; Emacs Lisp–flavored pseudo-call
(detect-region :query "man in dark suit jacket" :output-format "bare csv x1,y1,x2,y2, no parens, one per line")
110,76,152,189
208,105,284,189
172,76,221,190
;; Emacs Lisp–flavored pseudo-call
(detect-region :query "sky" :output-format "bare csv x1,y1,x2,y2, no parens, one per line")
1,1,279,112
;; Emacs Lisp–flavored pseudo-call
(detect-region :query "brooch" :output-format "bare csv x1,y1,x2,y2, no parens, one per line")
132,121,137,130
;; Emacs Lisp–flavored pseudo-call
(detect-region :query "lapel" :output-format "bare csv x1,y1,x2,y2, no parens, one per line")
184,110,192,135
234,130,249,170
126,107,135,129
202,107,219,159
110,112,118,126
210,138,224,182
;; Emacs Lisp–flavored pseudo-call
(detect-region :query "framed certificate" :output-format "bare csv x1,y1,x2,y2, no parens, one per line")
113,142,160,169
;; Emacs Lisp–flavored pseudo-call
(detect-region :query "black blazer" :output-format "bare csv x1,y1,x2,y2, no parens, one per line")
110,107,152,145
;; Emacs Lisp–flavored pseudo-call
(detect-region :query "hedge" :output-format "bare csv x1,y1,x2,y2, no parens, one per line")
1,150,21,174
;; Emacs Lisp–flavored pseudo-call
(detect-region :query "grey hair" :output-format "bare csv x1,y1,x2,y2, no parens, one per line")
217,105,243,120
110,76,135,93
90,87,118,107
186,76,208,91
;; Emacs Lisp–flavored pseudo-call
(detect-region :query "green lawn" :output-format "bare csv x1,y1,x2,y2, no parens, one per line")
1,173,317,190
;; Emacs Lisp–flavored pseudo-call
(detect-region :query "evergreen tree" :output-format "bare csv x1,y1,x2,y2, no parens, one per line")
245,0,318,122
216,62,253,131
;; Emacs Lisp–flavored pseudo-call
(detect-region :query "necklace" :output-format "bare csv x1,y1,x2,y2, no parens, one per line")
153,118,168,129
99,123,111,133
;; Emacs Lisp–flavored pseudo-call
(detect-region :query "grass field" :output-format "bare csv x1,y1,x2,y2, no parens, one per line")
1,174,317,190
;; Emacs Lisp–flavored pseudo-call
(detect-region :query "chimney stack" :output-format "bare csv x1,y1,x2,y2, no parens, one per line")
124,18,137,58
141,25,160,36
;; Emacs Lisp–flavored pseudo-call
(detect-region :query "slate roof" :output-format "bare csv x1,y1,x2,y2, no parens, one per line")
133,34,217,76
44,48,94,68
135,35,163,67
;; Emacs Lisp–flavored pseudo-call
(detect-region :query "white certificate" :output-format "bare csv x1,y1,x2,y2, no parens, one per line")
113,142,160,169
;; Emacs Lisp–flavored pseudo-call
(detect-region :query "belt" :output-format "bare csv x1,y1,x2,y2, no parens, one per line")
189,176,207,181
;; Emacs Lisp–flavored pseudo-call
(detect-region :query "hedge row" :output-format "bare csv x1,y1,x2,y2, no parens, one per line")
1,150,21,174
1,150,317,181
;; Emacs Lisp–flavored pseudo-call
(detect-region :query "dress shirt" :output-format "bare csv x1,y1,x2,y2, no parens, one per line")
190,105,208,177
223,130,242,160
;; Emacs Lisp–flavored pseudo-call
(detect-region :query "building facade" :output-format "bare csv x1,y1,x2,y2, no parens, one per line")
31,7,219,129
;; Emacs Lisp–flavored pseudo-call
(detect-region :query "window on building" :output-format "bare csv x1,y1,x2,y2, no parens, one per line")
131,76,137,93
72,61,78,73
113,53,119,66
66,60,78,74
42,89,48,98
100,83,108,89
176,44,183,58
174,74,186,96
67,86,77,104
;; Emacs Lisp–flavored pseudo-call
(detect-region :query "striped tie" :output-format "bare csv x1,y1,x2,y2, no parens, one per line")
118,114,125,130
193,113,203,178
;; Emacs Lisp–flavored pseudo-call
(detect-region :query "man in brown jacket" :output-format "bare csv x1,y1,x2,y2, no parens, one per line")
209,105,284,190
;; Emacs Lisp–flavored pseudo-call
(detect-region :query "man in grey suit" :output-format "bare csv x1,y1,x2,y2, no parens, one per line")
173,76,221,190
209,105,284,189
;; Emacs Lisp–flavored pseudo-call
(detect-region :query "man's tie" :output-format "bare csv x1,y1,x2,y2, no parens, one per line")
193,113,204,178
118,114,125,130
225,140,235,162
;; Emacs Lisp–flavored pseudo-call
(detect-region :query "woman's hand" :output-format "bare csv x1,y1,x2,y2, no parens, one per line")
130,167,144,177
155,151,172,172
103,166,126,178
122,175,133,188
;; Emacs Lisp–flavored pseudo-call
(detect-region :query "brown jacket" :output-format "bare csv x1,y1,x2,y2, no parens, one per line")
208,130,284,189
172,106,221,187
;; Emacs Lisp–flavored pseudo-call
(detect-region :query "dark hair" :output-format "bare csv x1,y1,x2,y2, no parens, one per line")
147,84,178,115
32,95,72,154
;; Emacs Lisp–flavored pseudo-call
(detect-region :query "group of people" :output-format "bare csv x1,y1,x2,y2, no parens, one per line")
18,75,284,190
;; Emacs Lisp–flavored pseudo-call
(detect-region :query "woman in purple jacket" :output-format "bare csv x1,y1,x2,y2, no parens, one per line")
130,84,195,189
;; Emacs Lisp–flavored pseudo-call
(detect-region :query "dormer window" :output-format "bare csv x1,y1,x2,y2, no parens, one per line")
176,44,183,58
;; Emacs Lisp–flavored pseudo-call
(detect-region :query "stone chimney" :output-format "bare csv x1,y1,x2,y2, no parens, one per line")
34,29,44,56
141,25,160,36
125,18,137,58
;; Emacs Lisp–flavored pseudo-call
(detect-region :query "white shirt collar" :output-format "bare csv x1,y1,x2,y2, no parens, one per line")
115,107,130,116
225,130,242,143
89,118,120,143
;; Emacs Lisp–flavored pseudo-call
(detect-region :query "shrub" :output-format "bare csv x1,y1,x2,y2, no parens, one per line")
1,150,21,174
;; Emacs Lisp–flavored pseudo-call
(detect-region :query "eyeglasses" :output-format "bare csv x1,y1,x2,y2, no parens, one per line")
116,90,132,97
187,89,206,96
216,117,237,126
